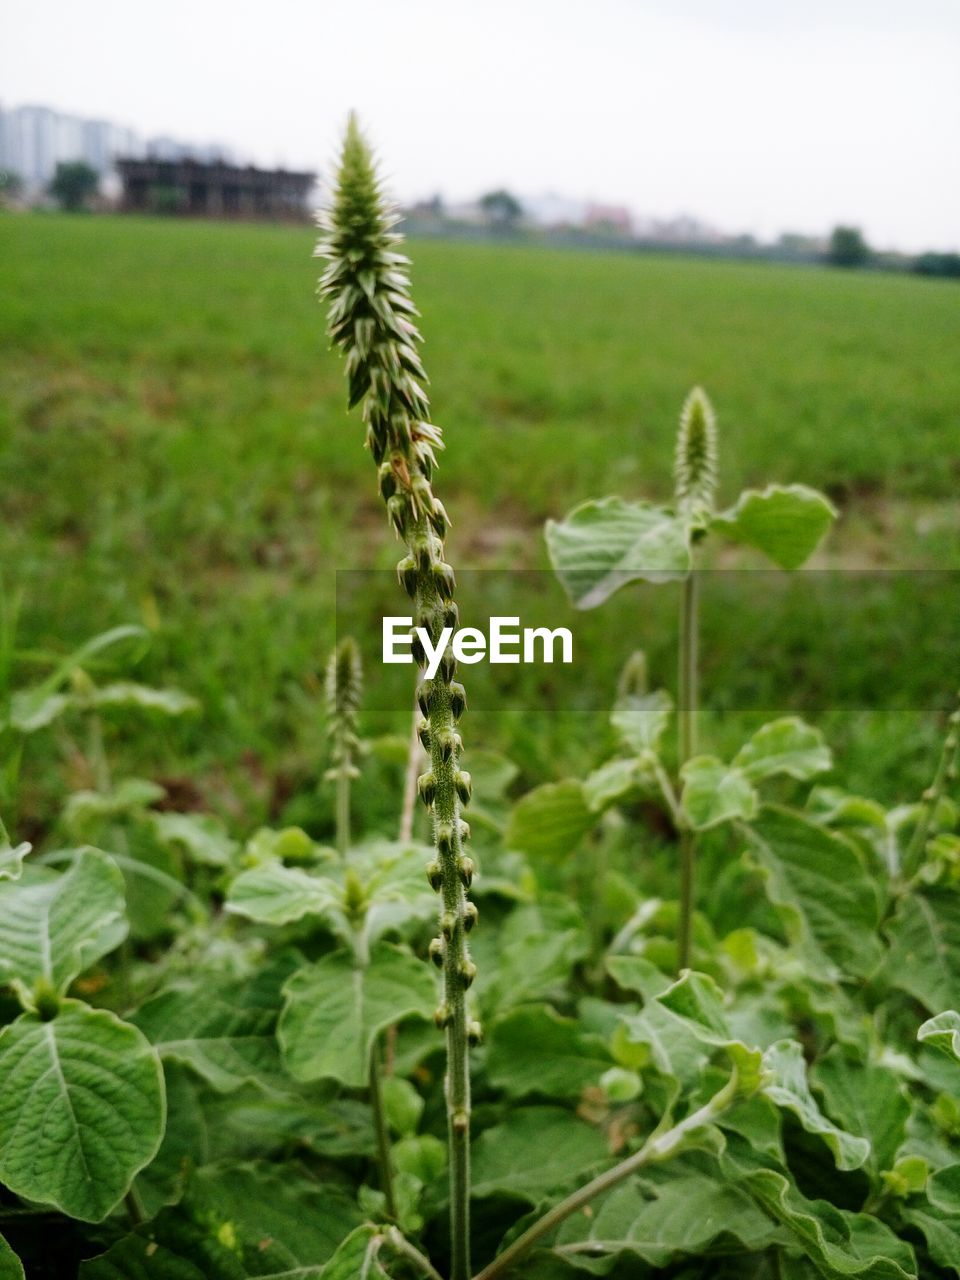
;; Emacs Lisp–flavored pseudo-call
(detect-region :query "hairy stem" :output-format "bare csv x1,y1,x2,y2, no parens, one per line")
382,1225,445,1280
335,770,351,856
471,1070,739,1280
368,1039,397,1220
677,570,699,971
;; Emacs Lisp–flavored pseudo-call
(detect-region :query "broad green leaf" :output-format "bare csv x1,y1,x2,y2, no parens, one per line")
84,682,199,716
132,959,295,1093
811,1048,909,1174
712,484,836,569
63,779,166,835
82,1163,360,1278
474,900,589,1014
899,1208,960,1278
0,1235,23,1280
746,807,883,978
506,780,593,860
150,812,238,867
725,1144,917,1278
8,688,71,733
351,840,437,942
762,1041,870,1171
545,497,691,609
928,1164,960,1214
381,1076,424,1136
618,970,763,1090
918,1010,960,1061
734,718,833,783
134,1065,208,1217
885,889,960,1013
0,848,127,994
0,840,29,882
226,862,342,927
279,945,436,1086
611,688,674,755
320,1226,382,1280
487,1004,613,1098
681,756,757,830
548,1157,783,1266
0,1002,164,1222
583,757,643,811
606,953,673,999
471,1106,608,1202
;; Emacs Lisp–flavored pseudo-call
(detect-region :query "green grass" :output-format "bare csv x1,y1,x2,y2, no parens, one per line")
2,212,959,832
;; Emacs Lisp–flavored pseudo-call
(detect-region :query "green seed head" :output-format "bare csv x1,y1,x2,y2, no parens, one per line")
325,637,363,781
674,386,718,516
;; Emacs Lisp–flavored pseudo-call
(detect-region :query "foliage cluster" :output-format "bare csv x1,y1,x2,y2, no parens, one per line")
0,122,957,1279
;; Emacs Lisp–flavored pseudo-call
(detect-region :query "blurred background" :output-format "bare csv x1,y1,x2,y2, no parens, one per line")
1,0,958,842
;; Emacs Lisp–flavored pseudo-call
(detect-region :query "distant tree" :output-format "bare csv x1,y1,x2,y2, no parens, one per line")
0,169,24,206
913,251,960,280
479,188,523,226
826,225,870,268
49,161,99,212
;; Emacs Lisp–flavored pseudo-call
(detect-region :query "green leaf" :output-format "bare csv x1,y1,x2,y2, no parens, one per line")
0,847,127,994
150,812,239,867
0,839,30,882
885,889,960,1013
928,1164,960,1214
506,780,593,861
899,1208,960,1278
734,717,833,783
680,756,758,830
279,945,436,1087
134,1065,208,1217
63,779,167,834
746,807,883,979
545,497,690,609
320,1226,381,1280
583,757,643,811
132,959,295,1093
84,682,199,716
225,862,342,927
548,1157,783,1266
487,1004,613,1099
471,1106,609,1202
0,1001,164,1222
0,1234,23,1280
611,688,674,755
381,1076,424,1137
918,1010,960,1061
725,1145,917,1278
811,1048,910,1174
712,484,836,569
8,688,72,732
762,1041,870,1171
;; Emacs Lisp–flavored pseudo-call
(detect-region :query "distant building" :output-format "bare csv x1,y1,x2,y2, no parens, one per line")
116,156,316,220
0,103,141,195
584,203,633,234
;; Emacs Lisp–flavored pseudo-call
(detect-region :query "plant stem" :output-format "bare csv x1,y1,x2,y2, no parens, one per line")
382,1225,445,1280
471,1070,739,1280
400,690,423,842
901,699,960,881
336,769,350,856
368,1038,397,1220
677,569,699,972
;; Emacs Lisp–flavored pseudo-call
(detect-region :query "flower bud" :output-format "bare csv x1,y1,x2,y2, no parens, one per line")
417,680,434,716
434,1004,453,1029
396,556,418,597
416,718,431,749
378,460,397,500
455,771,472,805
463,901,479,932
417,771,437,806
387,493,408,537
441,910,457,938
449,682,467,719
428,937,444,968
467,1020,483,1046
426,859,443,892
458,857,475,889
459,960,477,989
436,821,455,856
433,561,456,601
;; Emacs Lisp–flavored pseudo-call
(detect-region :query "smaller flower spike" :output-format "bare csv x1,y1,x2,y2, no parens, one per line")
324,637,362,853
674,386,718,520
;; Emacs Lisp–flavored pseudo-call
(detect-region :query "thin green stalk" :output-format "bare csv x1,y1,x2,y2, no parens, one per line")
335,771,351,856
901,697,960,881
677,569,699,972
471,1070,740,1280
382,1225,445,1280
368,1039,397,1220
318,116,478,1280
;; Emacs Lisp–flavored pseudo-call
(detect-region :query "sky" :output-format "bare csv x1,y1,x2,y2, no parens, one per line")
2,0,958,251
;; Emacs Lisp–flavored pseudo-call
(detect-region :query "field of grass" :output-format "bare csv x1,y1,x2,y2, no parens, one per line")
2,212,959,835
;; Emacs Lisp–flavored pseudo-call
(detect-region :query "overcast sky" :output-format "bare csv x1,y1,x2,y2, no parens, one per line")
3,0,958,250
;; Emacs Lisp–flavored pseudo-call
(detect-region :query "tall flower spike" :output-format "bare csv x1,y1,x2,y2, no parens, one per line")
674,385,718,518
316,115,476,1280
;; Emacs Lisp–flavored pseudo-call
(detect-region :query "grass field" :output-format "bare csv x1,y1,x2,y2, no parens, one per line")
2,212,959,834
